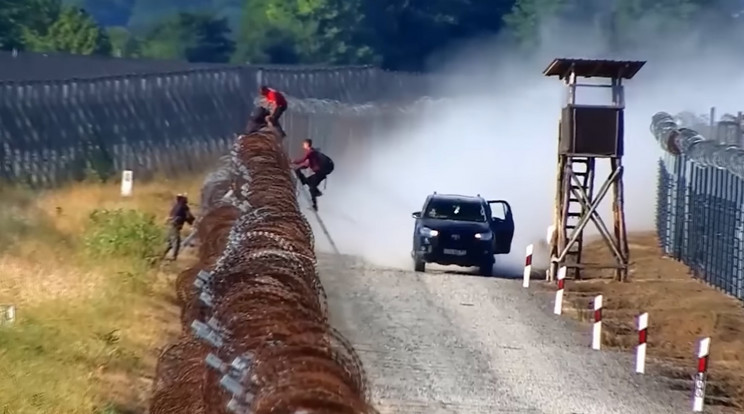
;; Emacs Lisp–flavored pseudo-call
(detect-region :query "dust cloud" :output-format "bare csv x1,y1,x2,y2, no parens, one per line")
315,14,744,276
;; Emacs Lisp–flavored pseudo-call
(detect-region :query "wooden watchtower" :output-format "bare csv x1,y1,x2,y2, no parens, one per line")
543,58,645,282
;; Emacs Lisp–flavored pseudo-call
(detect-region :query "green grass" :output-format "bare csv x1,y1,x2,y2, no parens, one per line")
0,287,150,413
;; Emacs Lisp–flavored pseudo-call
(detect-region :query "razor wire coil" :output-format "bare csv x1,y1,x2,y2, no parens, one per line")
149,128,375,414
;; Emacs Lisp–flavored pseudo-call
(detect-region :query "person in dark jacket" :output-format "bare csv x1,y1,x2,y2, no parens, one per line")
292,139,334,211
245,85,288,137
163,194,195,260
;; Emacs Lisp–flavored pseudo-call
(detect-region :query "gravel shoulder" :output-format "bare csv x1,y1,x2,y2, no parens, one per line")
316,253,696,414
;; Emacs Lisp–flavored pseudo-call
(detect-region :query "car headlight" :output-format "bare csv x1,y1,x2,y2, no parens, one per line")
419,227,439,237
475,232,493,240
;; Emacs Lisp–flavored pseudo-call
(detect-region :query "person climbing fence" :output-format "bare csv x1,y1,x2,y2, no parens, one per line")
292,139,334,211
245,85,287,137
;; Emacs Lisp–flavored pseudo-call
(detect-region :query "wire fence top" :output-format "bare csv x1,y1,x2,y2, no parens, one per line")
651,111,744,179
0,50,237,81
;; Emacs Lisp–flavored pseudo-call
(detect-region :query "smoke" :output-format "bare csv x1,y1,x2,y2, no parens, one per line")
313,9,744,276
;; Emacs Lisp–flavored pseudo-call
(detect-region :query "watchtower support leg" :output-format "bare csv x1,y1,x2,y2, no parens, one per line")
549,156,568,281
611,157,629,281
550,158,628,281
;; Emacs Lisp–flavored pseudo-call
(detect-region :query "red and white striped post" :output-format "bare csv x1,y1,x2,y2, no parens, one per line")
636,313,648,374
591,295,602,350
523,244,533,288
553,266,566,315
692,337,711,412
636,312,648,373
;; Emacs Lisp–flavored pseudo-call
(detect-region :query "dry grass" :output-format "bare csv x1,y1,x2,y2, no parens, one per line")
551,232,744,412
0,174,203,414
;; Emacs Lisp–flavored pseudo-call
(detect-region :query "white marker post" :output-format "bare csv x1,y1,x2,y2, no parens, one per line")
636,312,648,374
591,295,602,350
692,337,711,412
553,266,566,315
1,305,15,324
523,244,533,288
6,305,14,323
121,170,133,197
545,225,555,281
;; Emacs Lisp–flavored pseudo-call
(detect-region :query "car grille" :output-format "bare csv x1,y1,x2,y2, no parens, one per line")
438,230,477,249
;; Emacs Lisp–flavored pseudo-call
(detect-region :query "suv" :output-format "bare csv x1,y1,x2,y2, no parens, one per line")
410,193,514,276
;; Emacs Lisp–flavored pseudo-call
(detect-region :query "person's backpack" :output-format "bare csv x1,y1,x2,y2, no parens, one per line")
316,150,334,174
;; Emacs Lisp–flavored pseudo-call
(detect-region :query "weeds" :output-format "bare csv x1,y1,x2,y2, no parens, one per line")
83,209,165,265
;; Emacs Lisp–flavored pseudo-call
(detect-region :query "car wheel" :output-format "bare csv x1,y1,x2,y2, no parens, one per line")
478,261,493,276
414,259,425,272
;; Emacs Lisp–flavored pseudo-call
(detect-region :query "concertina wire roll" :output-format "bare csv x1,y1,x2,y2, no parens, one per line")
651,111,744,179
149,127,377,414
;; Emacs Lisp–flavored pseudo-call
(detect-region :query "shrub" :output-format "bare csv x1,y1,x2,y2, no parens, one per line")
83,209,164,264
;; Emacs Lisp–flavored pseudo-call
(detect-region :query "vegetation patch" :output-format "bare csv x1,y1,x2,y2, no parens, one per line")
0,177,200,413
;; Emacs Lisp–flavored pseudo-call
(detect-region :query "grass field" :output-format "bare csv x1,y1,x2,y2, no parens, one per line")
0,175,202,413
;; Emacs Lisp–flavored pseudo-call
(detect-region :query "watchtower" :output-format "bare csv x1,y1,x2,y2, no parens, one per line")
543,58,645,282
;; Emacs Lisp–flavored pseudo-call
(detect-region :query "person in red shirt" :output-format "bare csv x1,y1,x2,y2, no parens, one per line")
292,138,334,211
245,85,287,137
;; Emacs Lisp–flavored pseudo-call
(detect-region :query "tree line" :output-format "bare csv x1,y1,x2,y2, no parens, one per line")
1,0,742,71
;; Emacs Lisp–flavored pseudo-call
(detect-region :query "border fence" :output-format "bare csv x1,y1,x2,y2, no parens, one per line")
651,110,744,301
0,51,442,187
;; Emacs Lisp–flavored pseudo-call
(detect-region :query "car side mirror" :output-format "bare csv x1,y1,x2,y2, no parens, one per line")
412,211,421,219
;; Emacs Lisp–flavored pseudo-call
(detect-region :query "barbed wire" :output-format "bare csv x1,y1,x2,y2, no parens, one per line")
151,127,376,414
651,112,744,178
287,96,449,115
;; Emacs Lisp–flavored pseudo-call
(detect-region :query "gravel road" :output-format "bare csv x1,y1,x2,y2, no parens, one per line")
314,252,696,414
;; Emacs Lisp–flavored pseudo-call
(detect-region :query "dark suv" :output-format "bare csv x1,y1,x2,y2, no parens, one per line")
411,193,514,276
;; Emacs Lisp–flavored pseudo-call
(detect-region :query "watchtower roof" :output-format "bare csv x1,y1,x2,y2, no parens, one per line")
543,58,646,80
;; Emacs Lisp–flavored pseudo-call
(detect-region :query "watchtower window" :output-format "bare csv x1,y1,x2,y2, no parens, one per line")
564,78,620,107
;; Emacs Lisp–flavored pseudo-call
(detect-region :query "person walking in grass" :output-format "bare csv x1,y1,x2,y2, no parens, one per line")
163,193,195,261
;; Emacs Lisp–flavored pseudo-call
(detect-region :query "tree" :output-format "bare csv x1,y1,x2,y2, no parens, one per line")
107,26,141,57
0,0,25,49
24,6,112,55
211,0,243,30
501,0,731,53
310,0,514,70
609,0,700,49
502,0,568,49
310,0,379,65
232,0,325,64
128,0,213,29
79,0,136,26
1,0,63,50
139,12,235,62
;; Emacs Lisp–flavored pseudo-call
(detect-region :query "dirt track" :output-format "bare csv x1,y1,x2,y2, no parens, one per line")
314,247,706,413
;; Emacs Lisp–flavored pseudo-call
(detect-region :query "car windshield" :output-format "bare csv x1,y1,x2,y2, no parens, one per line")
424,198,486,222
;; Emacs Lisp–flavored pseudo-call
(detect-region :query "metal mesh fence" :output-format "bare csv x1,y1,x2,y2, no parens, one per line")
651,111,744,300
0,59,441,187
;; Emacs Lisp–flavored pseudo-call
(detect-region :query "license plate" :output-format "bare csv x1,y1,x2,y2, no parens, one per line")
443,248,467,256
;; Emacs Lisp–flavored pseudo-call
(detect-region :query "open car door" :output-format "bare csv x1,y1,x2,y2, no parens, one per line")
487,200,514,254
